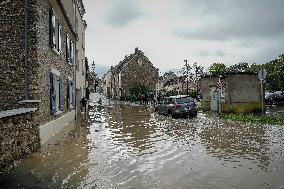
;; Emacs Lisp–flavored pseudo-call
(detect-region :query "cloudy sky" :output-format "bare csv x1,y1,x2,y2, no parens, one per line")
83,0,284,77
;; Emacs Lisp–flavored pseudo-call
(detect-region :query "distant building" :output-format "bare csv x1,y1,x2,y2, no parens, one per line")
200,73,262,113
111,47,159,99
102,69,113,98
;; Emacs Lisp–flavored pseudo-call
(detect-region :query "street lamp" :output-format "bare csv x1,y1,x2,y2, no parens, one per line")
184,59,189,95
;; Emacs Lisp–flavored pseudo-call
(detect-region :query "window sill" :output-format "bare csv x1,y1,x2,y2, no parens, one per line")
53,111,63,116
0,108,37,119
18,100,42,104
52,48,61,56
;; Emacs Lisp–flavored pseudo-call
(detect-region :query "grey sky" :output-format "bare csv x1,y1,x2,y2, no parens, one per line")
83,0,284,77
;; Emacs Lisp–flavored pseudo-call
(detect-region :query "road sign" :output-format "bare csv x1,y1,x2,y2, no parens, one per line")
258,69,267,81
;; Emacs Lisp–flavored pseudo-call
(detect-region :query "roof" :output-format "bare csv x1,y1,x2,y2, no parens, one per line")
165,95,191,99
112,47,152,74
201,71,257,79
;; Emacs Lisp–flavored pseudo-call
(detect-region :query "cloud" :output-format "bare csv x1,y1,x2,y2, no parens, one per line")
216,50,225,57
103,0,145,27
175,0,284,41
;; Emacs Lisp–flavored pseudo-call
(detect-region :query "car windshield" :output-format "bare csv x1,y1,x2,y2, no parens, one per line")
176,97,193,104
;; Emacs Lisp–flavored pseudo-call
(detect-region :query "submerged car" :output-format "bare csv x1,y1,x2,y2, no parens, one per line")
154,95,197,118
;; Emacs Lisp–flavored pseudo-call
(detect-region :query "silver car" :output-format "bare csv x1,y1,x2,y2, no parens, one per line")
154,95,197,118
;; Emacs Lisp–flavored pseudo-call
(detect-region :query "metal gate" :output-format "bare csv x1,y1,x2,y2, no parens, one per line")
210,87,218,111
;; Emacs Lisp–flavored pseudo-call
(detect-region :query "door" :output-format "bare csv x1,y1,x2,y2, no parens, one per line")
210,87,218,111
107,87,111,98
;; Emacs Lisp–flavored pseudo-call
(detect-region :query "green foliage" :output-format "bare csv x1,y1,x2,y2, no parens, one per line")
208,63,227,75
227,62,250,73
263,54,284,91
129,83,148,99
188,90,198,98
220,113,284,125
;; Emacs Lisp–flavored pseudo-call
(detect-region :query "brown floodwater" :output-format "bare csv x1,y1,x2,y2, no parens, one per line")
1,96,284,189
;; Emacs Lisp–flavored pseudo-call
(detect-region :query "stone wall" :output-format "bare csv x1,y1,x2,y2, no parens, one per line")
34,0,76,125
0,0,39,111
0,112,40,174
200,73,262,113
120,51,159,97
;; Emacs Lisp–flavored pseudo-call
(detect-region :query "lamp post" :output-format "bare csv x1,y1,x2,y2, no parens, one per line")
184,60,189,95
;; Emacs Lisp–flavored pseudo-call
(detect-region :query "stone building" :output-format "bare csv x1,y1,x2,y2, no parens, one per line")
200,73,262,113
102,68,113,98
111,47,159,99
0,0,86,172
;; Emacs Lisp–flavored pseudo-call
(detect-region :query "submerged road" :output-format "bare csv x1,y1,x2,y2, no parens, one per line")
1,93,284,189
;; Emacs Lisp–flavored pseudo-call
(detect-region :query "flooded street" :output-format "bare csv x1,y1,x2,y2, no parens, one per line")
1,94,284,189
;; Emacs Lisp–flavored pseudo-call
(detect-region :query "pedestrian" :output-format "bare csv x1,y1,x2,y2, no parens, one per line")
80,96,87,113
145,93,149,105
86,87,90,100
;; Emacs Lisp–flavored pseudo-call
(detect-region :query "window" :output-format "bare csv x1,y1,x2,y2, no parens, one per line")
50,71,63,115
66,34,75,65
50,8,62,53
67,79,74,109
82,59,85,75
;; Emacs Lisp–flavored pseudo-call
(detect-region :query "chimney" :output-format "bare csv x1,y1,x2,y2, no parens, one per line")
135,47,138,53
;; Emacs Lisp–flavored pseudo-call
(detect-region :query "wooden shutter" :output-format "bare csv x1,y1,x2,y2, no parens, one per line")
66,34,70,63
67,80,70,108
49,9,56,48
59,79,62,111
58,22,62,52
50,73,56,113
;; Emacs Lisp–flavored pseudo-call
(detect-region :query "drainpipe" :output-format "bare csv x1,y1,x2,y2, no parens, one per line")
24,0,29,100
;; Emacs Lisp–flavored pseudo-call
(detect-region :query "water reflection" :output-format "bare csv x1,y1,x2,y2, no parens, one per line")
107,105,156,155
199,118,270,170
1,96,284,189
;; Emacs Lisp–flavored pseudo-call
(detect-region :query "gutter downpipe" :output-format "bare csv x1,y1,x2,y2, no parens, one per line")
24,0,29,100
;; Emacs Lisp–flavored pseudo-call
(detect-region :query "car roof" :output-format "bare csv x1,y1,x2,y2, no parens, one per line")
164,95,191,99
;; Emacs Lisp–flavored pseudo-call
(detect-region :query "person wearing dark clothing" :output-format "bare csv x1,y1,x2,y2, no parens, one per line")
145,93,149,105
86,88,90,100
80,97,87,112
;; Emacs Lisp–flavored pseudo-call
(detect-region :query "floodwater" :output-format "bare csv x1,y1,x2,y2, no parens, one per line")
1,94,284,189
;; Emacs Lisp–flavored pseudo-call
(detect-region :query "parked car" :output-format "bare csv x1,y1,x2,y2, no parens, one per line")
154,95,197,118
265,91,284,105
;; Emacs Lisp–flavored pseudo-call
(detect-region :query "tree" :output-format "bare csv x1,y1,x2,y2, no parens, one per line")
181,60,204,94
227,62,250,73
264,54,284,91
208,63,227,75
129,83,148,99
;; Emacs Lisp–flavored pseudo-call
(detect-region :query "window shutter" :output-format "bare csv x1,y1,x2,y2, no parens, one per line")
66,34,70,63
50,73,56,113
59,79,63,111
67,80,70,108
49,9,55,48
58,22,62,52
70,41,73,64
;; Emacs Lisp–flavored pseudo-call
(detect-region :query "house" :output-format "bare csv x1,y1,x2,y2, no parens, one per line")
0,0,86,172
74,2,87,116
200,72,262,113
102,68,113,98
111,47,159,99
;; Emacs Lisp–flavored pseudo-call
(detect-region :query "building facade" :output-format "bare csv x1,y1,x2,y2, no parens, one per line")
102,69,113,98
111,47,159,99
0,0,86,172
200,73,262,113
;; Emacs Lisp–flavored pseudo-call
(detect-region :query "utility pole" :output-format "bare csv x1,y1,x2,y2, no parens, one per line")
184,59,189,95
